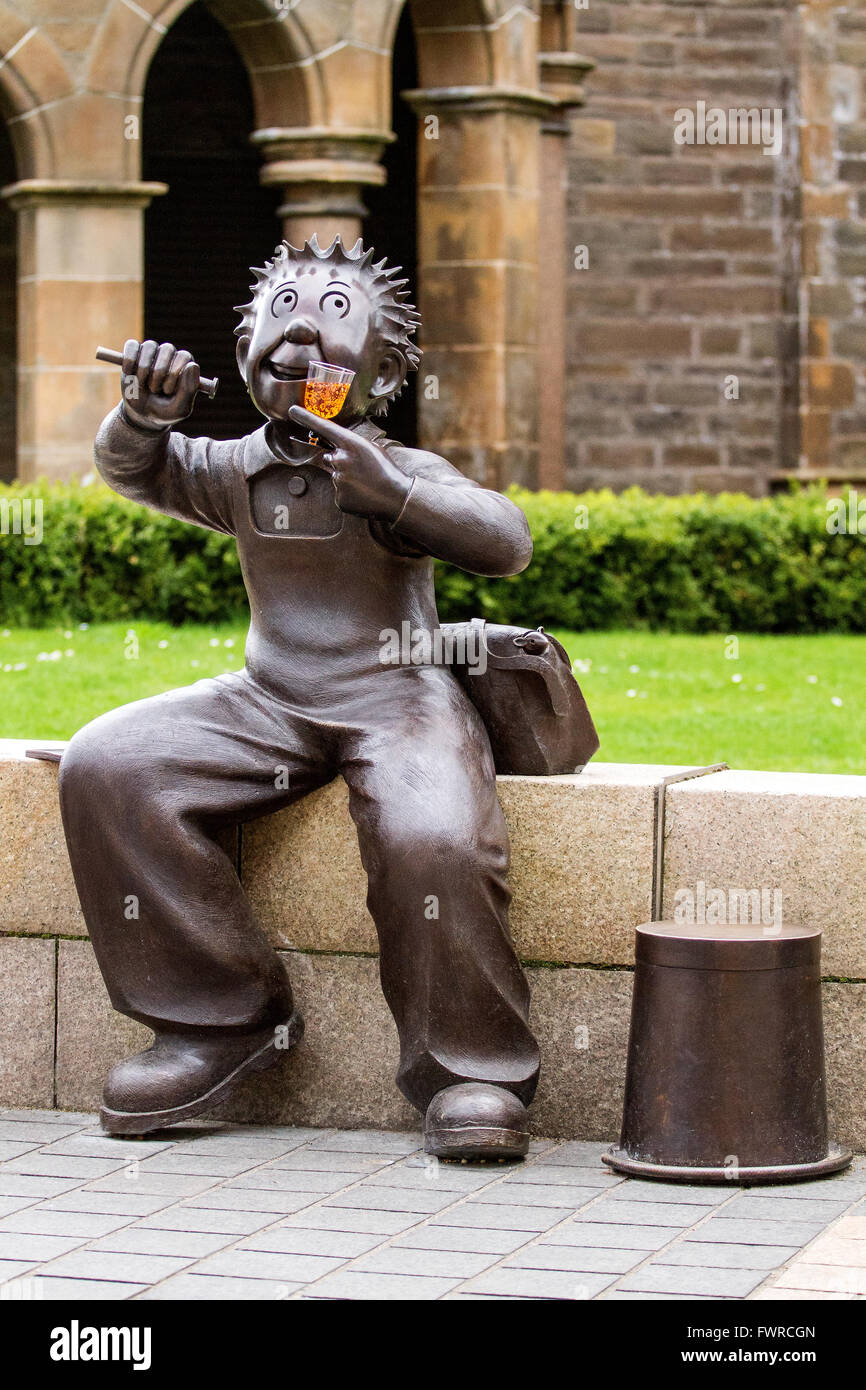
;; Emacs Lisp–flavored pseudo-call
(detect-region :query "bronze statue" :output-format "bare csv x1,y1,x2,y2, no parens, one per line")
59,235,544,1159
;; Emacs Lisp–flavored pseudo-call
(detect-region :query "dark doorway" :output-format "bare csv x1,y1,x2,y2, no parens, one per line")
0,120,17,480
142,3,281,440
363,3,419,447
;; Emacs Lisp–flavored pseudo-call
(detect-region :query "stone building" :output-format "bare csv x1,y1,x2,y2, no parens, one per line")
0,0,863,496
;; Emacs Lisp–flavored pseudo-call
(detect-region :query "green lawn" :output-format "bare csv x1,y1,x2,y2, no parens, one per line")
0,621,863,774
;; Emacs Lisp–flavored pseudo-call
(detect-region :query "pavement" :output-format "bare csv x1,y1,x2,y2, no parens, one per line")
0,1110,864,1301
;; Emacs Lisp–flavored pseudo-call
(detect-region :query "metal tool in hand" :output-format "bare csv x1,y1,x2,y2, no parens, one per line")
95,346,219,399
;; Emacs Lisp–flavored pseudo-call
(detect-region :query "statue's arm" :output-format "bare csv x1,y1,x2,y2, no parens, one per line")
388,450,533,577
94,404,237,536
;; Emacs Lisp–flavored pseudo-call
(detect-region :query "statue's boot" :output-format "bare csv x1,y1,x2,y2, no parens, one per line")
100,1013,304,1136
424,1082,530,1161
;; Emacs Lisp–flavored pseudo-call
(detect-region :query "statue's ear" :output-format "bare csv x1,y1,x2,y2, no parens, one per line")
369,347,407,408
236,334,251,385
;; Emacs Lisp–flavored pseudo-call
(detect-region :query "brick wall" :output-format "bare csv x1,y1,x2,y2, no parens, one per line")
565,1,800,495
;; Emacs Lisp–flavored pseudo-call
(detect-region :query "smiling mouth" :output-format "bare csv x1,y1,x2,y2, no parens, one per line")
265,359,308,382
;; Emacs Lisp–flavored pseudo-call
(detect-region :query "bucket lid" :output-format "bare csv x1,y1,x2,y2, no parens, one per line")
635,921,821,972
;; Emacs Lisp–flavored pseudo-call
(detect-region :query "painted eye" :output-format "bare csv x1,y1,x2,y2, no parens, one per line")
270,286,298,317
319,289,351,318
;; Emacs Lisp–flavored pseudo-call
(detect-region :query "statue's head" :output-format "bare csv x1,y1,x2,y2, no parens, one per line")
235,234,421,426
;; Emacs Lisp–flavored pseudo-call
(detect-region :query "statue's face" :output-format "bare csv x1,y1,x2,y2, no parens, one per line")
240,261,391,424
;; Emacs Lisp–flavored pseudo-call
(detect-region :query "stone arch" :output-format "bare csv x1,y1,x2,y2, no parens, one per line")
0,8,73,178
379,0,541,92
84,0,319,132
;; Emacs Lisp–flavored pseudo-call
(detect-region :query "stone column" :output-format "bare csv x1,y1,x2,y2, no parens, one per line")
404,87,558,490
795,0,862,484
251,129,393,249
537,37,593,491
1,180,166,482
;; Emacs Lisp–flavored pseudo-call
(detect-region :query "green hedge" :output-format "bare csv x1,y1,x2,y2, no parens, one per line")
1,478,864,632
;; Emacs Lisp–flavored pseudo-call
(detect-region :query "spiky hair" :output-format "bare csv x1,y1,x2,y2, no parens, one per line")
234,233,421,416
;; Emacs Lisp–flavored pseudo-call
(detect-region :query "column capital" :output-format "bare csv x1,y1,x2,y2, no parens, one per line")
1,180,167,210
538,53,595,135
401,86,559,121
251,128,393,225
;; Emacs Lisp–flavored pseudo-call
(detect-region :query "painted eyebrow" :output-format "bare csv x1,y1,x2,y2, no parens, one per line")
323,280,352,291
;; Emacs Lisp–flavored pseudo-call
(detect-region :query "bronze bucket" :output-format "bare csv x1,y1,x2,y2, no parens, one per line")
603,922,852,1184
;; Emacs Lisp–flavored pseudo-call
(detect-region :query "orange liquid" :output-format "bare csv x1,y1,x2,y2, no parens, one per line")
304,380,350,420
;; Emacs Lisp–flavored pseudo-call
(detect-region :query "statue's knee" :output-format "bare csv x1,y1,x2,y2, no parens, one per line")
60,714,143,804
60,723,107,799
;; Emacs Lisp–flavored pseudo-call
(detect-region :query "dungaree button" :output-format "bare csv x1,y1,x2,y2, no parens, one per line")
286,474,307,496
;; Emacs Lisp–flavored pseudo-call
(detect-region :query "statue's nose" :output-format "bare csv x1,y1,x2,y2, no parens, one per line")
283,317,318,346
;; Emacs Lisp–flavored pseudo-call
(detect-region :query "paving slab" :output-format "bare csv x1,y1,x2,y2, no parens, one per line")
27,1277,147,1300
352,1247,498,1279
471,1183,602,1209
38,1191,175,1217
0,1174,85,1198
657,1241,799,1270
798,1235,866,1268
0,1231,87,1261
191,1249,345,1283
721,1194,853,1224
135,1208,278,1236
242,1227,382,1259
133,1154,267,1178
691,1217,827,1246
36,1249,195,1284
578,1199,710,1227
323,1187,460,1215
0,1260,42,1280
769,1264,866,1295
393,1225,531,1256
90,1228,235,1259
303,1269,462,1300
269,1151,391,1174
752,1287,862,1301
0,1209,132,1238
502,1244,644,1274
605,1180,733,1206
136,1274,299,1300
87,1173,220,1197
279,1206,420,1236
181,1189,319,1215
462,1267,617,1299
542,1221,675,1251
506,1166,621,1189
618,1264,768,1298
2,1154,130,1180
430,1202,564,1232
0,1142,43,1161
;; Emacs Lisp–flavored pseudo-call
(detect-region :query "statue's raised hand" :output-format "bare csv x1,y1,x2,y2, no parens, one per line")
288,406,412,521
120,339,201,431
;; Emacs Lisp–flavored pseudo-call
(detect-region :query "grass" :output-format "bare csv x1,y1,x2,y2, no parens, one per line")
0,621,863,774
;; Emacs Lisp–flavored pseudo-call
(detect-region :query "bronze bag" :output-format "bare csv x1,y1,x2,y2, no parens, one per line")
441,619,599,776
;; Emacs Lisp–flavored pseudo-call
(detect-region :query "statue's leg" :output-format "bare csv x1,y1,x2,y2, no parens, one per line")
341,671,540,1158
58,673,334,1132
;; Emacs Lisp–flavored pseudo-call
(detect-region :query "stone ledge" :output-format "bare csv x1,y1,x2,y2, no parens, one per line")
1,742,678,965
42,941,866,1150
3,740,866,1145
